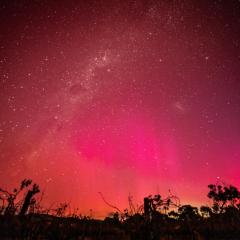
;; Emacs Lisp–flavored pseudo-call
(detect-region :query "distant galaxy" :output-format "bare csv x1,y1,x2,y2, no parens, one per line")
0,0,240,218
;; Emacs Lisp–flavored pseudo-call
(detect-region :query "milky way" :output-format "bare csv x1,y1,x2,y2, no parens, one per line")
0,0,240,218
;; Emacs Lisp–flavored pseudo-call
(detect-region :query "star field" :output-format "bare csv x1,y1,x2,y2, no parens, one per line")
0,0,240,218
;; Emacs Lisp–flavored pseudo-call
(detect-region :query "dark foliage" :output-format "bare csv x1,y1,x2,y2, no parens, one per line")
207,183,240,213
1,180,240,239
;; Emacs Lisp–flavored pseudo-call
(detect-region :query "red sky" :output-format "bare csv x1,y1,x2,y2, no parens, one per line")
0,0,240,218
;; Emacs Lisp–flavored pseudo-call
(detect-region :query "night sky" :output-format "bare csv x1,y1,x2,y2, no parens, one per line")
0,0,240,218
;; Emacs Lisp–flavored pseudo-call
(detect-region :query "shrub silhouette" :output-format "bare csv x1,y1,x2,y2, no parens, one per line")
1,179,240,240
200,206,212,218
178,205,199,221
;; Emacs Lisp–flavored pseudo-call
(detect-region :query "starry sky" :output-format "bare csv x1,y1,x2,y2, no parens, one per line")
0,0,240,218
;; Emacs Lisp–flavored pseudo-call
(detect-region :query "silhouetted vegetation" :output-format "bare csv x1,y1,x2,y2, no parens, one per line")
1,180,240,239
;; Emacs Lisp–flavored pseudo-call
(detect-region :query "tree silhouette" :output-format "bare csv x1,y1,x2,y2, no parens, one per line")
143,193,180,221
1,179,240,239
19,183,40,216
207,183,240,213
0,179,40,216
